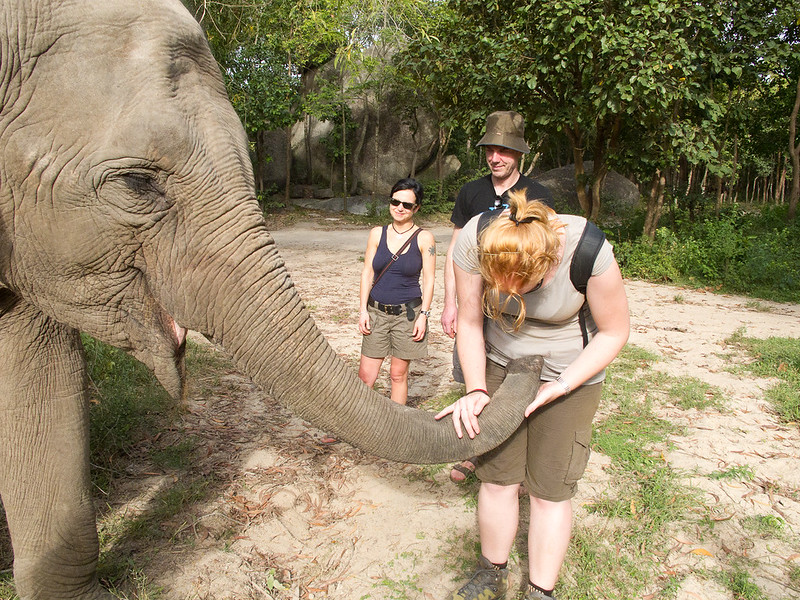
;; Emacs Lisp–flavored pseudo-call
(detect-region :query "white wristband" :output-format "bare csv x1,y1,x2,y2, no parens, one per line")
555,375,571,395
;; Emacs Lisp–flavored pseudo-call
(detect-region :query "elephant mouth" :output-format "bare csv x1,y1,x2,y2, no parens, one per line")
170,318,187,348
127,305,188,400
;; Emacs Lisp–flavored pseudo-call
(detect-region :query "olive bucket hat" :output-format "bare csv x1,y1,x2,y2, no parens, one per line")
476,110,531,154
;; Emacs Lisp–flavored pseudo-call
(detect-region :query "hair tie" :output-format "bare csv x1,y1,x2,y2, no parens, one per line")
508,211,537,226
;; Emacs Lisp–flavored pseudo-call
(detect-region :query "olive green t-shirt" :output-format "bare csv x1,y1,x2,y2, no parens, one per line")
452,213,615,383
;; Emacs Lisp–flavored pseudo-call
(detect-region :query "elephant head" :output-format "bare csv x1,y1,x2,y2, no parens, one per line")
0,0,541,598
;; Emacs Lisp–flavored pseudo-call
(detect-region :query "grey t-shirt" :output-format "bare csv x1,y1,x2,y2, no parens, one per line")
452,213,615,383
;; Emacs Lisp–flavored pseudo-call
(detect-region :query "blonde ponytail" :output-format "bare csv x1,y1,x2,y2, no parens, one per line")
478,189,563,330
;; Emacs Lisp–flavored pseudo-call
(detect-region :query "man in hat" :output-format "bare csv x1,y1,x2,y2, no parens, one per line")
442,110,554,483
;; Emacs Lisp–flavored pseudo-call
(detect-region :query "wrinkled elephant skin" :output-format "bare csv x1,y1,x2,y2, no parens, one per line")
0,1,542,598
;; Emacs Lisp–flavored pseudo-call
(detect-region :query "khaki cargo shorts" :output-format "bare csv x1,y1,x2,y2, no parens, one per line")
475,359,602,502
361,303,428,360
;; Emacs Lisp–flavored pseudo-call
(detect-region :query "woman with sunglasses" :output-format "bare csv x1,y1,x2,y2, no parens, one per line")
357,178,435,405
435,189,629,600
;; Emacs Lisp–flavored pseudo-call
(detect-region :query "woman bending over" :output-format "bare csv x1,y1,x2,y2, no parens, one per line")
436,189,629,600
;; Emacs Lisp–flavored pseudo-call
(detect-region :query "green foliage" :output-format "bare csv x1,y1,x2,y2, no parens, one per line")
615,228,683,283
615,204,800,302
257,187,285,213
418,171,475,215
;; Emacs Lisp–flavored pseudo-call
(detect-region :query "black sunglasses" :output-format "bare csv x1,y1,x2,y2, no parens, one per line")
389,198,417,210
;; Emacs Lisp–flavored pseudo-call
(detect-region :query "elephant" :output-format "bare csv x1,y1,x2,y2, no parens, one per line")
0,0,543,598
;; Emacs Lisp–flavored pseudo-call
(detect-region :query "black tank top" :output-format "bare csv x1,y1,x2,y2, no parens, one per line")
370,226,423,304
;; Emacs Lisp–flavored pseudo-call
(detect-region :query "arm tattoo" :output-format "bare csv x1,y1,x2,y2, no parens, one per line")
428,244,436,256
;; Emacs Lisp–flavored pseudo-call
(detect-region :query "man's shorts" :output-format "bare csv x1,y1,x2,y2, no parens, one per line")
475,359,602,502
361,303,428,360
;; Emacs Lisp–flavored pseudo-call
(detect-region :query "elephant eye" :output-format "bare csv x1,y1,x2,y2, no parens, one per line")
119,172,163,195
106,169,172,214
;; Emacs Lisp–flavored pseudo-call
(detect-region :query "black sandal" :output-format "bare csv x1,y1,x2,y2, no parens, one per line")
449,458,476,483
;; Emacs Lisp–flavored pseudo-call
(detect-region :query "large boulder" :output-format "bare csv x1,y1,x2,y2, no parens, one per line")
287,95,440,196
535,161,641,221
260,46,443,196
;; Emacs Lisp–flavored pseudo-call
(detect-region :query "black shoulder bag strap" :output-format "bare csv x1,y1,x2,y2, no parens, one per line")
571,221,606,347
371,227,422,288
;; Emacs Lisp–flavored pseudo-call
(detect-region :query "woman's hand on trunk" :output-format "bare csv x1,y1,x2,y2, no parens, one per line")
434,390,490,439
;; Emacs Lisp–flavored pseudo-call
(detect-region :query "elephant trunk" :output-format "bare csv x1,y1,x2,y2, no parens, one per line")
195,239,541,464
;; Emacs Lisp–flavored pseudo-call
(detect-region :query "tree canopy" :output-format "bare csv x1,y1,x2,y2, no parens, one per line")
181,0,800,224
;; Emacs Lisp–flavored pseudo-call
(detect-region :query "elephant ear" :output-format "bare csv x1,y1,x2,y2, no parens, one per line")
335,355,544,465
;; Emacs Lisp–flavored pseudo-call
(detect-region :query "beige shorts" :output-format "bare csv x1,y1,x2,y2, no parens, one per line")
475,359,602,502
361,303,428,360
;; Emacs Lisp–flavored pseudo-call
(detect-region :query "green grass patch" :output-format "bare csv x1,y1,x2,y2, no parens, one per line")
103,476,212,544
726,330,800,424
716,568,769,600
0,573,14,600
744,300,774,313
726,330,800,380
561,527,653,599
371,551,424,599
668,378,725,411
709,464,755,481
570,345,704,597
84,334,180,493
416,386,464,414
149,438,198,471
740,514,785,538
765,382,800,423
436,526,482,578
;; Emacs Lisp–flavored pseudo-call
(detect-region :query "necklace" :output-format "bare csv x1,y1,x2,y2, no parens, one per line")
391,223,415,237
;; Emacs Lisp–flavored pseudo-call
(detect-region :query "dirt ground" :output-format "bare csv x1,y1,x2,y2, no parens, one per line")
81,215,800,599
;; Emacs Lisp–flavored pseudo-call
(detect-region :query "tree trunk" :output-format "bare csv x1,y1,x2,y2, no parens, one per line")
254,129,266,197
435,126,451,204
300,68,318,185
304,114,313,184
778,157,787,205
714,174,724,216
284,124,292,205
643,169,666,240
341,78,348,212
731,135,739,202
572,147,590,217
373,97,380,195
285,51,293,205
788,73,800,221
349,97,370,196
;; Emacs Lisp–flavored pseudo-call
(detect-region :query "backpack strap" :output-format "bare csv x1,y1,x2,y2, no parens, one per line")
570,221,605,294
476,209,503,241
570,221,606,347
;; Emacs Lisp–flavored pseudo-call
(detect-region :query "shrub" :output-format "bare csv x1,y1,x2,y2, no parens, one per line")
615,204,800,302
